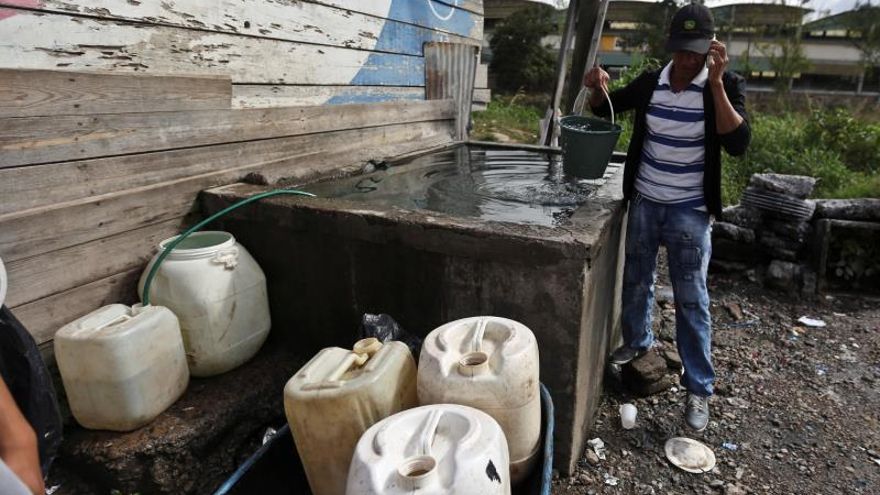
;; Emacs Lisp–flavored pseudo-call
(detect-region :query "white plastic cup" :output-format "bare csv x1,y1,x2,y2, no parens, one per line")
619,403,637,429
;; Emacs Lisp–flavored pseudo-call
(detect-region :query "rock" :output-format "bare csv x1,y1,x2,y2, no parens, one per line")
712,238,765,263
661,348,683,370
632,374,677,396
713,222,756,244
724,302,744,321
725,483,748,495
655,286,675,305
658,322,676,343
722,205,764,229
814,198,880,221
765,246,799,262
741,187,816,221
759,231,804,254
710,259,751,273
624,351,668,384
489,131,513,143
585,450,601,465
709,479,725,489
764,219,812,242
765,260,804,292
801,269,818,296
749,173,817,199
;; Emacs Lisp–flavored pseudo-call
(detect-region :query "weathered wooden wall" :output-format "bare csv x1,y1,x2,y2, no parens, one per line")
0,69,456,346
0,0,484,106
0,0,473,346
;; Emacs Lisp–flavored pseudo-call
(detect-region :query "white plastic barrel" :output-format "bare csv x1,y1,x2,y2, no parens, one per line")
418,316,541,484
346,404,511,494
138,231,270,377
284,338,417,495
54,304,189,431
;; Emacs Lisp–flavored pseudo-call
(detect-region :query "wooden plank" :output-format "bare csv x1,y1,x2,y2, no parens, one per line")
250,126,457,185
0,120,455,262
4,218,186,308
232,85,425,108
12,268,143,346
473,88,491,103
0,119,454,215
0,99,455,168
0,69,231,118
313,0,483,27
0,0,481,55
0,9,425,86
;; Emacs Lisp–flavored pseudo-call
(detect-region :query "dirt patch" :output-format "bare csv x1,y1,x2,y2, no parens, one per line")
554,250,880,494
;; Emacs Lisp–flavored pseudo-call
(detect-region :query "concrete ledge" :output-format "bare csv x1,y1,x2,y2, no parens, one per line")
53,345,305,494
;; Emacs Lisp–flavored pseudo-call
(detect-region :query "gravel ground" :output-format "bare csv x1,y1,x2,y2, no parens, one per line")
553,252,880,495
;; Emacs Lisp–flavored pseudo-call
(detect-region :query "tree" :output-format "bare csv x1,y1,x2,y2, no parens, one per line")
489,5,559,92
760,35,811,91
844,2,880,86
620,0,683,60
757,0,811,92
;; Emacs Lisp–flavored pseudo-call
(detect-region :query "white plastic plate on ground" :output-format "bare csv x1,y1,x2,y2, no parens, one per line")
664,437,716,474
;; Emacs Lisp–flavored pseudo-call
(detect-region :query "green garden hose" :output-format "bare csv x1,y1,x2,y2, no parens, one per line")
141,189,316,306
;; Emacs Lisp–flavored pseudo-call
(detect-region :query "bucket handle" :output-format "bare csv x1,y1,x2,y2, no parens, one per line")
572,85,615,125
601,86,615,126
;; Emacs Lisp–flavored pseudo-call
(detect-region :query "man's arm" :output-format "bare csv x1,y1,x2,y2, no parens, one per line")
708,40,750,156
0,377,43,495
584,67,650,118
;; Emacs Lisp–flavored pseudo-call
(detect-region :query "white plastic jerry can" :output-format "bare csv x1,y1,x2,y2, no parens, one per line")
138,231,271,377
284,338,418,495
346,404,511,494
54,304,189,431
418,316,541,484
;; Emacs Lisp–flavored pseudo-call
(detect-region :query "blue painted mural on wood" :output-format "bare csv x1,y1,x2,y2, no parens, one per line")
329,0,478,104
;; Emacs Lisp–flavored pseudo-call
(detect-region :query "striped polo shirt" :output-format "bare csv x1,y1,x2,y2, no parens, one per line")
635,61,708,210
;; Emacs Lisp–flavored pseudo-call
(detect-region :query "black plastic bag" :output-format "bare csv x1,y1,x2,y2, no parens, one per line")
0,306,63,476
359,314,423,362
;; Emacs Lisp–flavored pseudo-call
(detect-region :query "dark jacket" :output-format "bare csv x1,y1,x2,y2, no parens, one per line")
591,68,750,217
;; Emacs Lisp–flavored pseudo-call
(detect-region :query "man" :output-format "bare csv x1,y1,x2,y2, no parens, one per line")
584,3,750,431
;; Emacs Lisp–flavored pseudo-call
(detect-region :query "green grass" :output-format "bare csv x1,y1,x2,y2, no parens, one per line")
471,94,544,143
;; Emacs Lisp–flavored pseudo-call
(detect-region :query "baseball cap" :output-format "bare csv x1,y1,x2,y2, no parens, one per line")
666,3,715,54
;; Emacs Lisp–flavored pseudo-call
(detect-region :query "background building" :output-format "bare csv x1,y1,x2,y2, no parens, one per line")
483,0,879,93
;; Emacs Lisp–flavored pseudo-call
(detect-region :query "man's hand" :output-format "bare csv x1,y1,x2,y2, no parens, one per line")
707,40,729,86
583,66,611,107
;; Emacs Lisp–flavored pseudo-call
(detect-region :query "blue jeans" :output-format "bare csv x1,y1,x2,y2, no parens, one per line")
621,193,714,397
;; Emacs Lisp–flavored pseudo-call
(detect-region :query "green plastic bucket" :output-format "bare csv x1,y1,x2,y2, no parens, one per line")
559,115,622,179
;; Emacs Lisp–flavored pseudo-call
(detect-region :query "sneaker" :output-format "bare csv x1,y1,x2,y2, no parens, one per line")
609,345,648,365
686,393,710,432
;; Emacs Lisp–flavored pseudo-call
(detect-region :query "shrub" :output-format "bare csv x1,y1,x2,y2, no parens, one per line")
721,111,879,203
803,108,880,174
